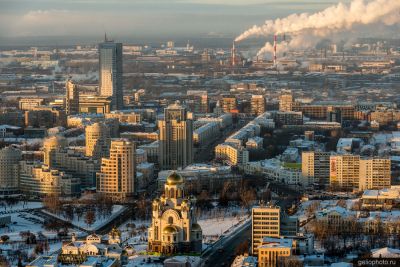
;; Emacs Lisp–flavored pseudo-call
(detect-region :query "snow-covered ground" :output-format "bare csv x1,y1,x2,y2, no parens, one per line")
43,205,126,231
0,201,42,215
199,215,248,239
118,208,250,255
0,212,57,242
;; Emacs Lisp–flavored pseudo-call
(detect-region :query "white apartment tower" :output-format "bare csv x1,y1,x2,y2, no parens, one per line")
252,205,281,255
158,103,193,170
330,154,360,190
359,158,391,191
302,151,331,187
85,123,111,160
96,139,136,200
0,147,22,194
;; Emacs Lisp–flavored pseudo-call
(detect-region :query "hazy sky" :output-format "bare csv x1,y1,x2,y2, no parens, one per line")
0,0,352,38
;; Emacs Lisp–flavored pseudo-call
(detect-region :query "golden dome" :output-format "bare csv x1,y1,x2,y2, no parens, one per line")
163,225,178,234
191,223,202,231
166,172,183,185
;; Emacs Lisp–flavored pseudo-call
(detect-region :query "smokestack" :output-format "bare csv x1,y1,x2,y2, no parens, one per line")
232,41,236,67
273,34,277,66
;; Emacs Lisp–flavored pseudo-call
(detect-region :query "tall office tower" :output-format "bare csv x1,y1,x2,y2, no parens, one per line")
302,151,331,187
65,78,79,115
0,147,22,195
96,139,136,200
359,158,391,191
43,136,68,166
85,123,111,160
99,37,123,110
252,205,281,255
158,103,193,170
220,95,237,113
279,93,293,112
251,95,266,116
330,154,360,190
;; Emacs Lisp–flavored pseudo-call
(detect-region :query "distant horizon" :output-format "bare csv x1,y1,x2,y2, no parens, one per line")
0,0,352,40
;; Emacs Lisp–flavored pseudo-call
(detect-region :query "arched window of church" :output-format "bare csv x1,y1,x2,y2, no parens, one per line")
168,216,173,224
170,188,175,198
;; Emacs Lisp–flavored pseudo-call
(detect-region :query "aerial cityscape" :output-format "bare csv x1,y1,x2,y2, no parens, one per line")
0,0,400,266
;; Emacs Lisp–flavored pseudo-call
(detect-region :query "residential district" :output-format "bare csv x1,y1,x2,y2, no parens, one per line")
0,34,400,267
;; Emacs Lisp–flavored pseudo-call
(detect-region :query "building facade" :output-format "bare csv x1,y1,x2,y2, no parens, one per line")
330,155,360,190
158,103,193,170
96,139,136,200
252,205,281,255
99,39,123,110
0,146,22,194
85,123,111,160
251,95,266,116
359,158,391,191
302,151,331,187
65,78,79,115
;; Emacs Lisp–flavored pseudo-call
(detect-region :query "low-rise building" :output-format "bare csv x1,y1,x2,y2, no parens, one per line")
258,237,294,267
19,161,81,196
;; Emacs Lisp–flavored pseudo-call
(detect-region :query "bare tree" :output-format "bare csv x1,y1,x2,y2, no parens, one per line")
85,210,96,228
43,194,62,214
277,256,303,267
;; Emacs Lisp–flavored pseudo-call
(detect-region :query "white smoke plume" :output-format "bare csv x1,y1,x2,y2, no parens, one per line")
236,0,400,57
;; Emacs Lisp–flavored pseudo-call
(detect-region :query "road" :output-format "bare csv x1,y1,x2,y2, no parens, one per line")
194,124,241,163
203,221,251,267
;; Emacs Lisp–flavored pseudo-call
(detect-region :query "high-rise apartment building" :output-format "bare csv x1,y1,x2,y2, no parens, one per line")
251,95,266,116
65,78,79,115
220,95,237,113
158,103,193,170
359,158,391,191
0,146,22,194
279,93,293,112
99,38,123,110
186,90,209,113
252,205,281,255
302,151,331,187
85,123,111,160
96,139,136,200
330,154,360,190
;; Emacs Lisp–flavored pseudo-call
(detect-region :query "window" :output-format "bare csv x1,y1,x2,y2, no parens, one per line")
168,216,173,224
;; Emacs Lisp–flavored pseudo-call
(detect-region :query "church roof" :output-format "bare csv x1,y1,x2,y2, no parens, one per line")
191,223,202,231
166,172,183,185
